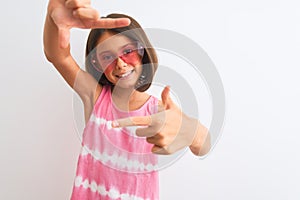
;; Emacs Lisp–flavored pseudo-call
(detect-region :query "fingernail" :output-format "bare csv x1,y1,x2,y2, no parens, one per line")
112,121,119,127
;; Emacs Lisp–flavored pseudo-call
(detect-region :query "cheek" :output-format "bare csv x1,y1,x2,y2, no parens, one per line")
135,65,143,76
133,56,143,66
103,65,114,74
131,60,143,69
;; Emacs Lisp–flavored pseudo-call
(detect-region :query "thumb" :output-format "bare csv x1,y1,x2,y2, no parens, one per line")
58,27,70,48
161,86,174,109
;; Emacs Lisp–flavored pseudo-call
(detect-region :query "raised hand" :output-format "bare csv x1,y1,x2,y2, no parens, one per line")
112,86,211,156
47,0,130,48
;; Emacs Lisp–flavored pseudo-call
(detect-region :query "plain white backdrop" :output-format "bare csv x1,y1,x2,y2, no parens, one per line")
1,0,300,199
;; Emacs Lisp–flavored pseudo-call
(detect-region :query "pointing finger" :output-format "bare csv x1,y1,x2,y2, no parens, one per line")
72,8,131,28
112,116,152,128
92,18,131,29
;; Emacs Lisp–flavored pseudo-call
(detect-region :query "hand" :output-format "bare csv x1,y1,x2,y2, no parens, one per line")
112,86,211,156
47,0,130,48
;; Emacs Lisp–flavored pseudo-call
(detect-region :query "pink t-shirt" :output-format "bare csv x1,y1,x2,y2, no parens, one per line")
70,85,159,200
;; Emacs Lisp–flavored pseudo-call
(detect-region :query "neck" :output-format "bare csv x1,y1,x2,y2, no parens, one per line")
111,86,140,111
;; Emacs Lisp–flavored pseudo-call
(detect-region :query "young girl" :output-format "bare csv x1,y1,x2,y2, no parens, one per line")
71,14,161,199
44,1,210,199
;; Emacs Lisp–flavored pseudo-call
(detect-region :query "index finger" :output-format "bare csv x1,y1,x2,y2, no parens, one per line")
92,18,131,29
73,8,131,28
112,115,152,128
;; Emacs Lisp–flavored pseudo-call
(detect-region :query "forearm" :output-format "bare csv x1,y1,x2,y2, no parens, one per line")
189,119,211,156
43,0,84,89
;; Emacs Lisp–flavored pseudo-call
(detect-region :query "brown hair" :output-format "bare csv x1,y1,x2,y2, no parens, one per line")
85,13,158,92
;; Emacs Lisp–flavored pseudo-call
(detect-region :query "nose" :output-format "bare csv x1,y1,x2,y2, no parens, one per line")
115,57,128,70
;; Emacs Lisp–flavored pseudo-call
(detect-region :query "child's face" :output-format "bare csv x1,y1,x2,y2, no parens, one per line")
95,31,143,89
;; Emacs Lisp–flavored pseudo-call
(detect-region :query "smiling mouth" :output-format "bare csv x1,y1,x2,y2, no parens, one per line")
115,69,134,78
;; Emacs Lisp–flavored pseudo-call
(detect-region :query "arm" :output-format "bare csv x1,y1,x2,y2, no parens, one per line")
43,0,130,102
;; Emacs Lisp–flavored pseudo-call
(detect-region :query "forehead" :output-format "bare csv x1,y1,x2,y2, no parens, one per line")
96,31,133,53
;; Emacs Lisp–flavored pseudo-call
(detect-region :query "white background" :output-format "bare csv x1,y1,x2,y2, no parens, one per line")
1,0,300,199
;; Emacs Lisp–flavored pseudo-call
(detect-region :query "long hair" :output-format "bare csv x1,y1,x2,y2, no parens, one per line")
85,13,158,92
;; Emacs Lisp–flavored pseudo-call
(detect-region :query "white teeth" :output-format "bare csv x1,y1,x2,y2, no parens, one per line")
118,70,133,78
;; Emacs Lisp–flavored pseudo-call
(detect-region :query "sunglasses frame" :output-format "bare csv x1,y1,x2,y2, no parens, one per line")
90,41,144,73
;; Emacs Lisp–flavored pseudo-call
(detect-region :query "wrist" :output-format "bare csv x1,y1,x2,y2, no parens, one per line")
189,120,210,156
47,0,63,12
